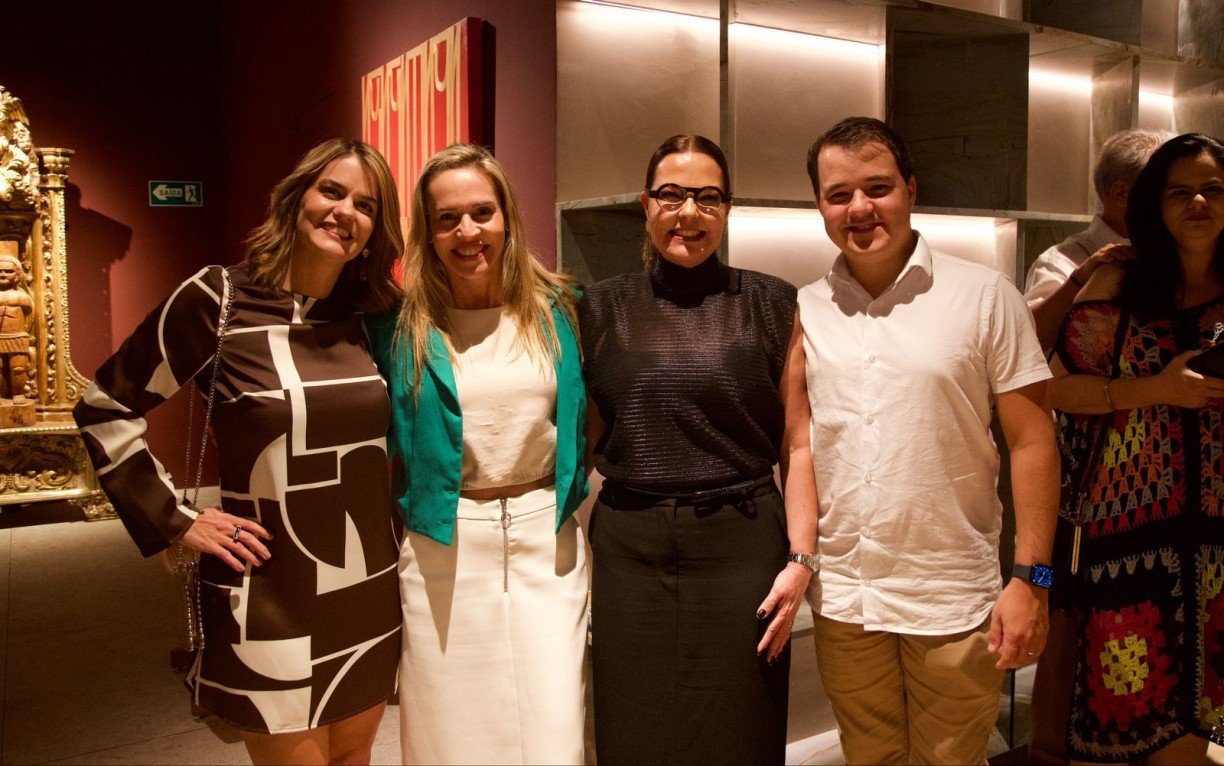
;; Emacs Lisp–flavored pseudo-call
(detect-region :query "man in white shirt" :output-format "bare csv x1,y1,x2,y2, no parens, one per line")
1024,128,1171,351
793,117,1059,764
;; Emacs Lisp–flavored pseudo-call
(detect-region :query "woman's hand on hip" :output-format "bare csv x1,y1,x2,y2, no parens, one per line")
755,563,811,662
179,507,272,573
1152,350,1224,408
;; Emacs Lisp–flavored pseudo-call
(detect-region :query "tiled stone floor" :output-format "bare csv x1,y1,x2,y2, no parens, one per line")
0,499,838,765
4,505,1214,765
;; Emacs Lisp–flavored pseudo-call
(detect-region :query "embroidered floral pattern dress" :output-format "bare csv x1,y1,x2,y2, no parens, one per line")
1057,297,1224,760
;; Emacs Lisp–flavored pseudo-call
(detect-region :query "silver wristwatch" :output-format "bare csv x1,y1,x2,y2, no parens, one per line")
786,552,820,573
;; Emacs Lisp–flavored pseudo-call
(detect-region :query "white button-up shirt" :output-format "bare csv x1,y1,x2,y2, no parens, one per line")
799,234,1051,635
1023,215,1126,305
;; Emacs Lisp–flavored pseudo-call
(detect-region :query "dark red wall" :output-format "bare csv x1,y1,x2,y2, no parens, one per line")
216,1,559,267
4,5,223,363
3,4,223,475
3,1,558,497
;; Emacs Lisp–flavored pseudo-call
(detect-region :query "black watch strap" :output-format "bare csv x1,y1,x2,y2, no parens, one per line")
1012,563,1053,589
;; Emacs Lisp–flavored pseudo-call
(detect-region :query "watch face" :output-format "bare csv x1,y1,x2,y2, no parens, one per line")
1031,565,1054,588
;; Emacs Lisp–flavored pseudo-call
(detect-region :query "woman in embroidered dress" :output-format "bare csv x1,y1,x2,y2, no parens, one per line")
1050,133,1224,764
366,144,589,765
74,139,404,765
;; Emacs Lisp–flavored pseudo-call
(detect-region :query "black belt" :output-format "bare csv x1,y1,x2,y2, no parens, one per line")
603,473,776,505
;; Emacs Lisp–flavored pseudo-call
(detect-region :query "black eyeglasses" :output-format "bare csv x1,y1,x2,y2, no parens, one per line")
647,183,731,211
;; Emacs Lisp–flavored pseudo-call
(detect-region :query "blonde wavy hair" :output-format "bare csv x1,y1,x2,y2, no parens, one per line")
394,144,578,391
243,138,403,313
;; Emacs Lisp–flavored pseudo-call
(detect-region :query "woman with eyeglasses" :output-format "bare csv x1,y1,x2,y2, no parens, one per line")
579,134,816,764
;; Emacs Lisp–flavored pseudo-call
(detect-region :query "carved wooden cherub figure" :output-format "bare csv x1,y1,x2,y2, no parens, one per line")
0,88,38,208
0,254,33,403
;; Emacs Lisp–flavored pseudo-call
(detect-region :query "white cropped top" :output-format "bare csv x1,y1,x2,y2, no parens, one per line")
449,307,558,490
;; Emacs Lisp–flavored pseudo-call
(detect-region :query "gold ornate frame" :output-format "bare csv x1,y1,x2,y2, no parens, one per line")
0,86,112,519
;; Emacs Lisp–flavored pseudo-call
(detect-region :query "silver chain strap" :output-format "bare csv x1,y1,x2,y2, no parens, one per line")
168,268,234,654
184,270,234,507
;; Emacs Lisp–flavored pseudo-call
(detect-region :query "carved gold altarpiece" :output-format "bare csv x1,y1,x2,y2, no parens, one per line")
0,86,112,519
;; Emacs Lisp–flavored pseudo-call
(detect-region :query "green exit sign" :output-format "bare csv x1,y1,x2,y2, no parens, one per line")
149,181,203,207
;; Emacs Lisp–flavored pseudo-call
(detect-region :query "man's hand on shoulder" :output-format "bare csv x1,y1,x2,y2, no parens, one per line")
1071,244,1134,301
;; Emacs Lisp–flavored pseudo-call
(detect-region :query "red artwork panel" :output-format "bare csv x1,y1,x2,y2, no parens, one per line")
361,17,494,238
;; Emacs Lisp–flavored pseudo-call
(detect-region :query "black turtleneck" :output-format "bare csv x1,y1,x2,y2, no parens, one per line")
649,251,730,305
579,254,797,490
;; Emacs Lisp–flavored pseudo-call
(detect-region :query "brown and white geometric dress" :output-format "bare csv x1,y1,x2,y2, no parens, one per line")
74,264,401,733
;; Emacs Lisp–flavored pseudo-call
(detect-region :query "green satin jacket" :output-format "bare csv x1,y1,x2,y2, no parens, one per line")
366,304,588,545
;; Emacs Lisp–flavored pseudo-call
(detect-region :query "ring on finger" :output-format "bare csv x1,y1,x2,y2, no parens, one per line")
232,525,243,542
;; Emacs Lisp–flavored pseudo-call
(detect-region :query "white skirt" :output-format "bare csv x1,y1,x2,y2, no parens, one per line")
397,486,589,765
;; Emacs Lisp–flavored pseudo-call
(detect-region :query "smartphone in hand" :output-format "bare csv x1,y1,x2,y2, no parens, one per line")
1188,344,1224,379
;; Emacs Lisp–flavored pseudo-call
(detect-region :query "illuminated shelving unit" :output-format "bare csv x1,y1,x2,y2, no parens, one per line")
555,2,1221,756
555,0,1222,288
556,3,1220,750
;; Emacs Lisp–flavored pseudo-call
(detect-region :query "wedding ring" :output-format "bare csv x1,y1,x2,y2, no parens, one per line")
232,525,243,542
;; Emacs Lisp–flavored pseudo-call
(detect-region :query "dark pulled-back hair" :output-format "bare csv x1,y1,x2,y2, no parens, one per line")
640,134,732,266
806,117,915,195
1118,132,1224,319
644,134,732,193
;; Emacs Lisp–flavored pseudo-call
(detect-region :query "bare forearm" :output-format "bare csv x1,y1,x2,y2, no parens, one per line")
1049,373,1115,413
1050,372,1180,414
1009,439,1059,566
782,445,818,554
778,308,817,554
995,383,1058,566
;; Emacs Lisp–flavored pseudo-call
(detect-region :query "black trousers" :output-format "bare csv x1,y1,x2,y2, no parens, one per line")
590,477,790,766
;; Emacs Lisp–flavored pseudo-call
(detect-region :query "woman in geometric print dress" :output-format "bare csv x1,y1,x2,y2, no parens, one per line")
1050,133,1224,764
74,138,404,765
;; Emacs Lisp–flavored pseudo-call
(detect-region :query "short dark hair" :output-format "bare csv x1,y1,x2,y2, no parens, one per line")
1119,132,1224,319
805,117,915,196
644,134,732,195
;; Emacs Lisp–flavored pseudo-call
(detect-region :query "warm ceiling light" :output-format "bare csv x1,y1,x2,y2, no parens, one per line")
1028,68,1093,96
730,21,880,57
576,0,716,22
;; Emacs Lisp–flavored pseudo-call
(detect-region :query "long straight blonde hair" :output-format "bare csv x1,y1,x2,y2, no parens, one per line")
394,144,578,391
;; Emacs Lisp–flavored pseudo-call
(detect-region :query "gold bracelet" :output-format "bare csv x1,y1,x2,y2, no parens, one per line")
1104,378,1116,410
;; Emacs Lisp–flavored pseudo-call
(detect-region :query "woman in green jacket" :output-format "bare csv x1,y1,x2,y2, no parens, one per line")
367,144,588,765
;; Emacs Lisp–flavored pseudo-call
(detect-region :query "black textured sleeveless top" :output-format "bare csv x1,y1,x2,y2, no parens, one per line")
579,255,797,490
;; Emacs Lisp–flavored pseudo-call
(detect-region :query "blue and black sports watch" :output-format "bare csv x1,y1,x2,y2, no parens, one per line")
1012,563,1054,589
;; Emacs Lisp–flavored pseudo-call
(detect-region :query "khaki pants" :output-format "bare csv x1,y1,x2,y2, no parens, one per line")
812,613,1004,765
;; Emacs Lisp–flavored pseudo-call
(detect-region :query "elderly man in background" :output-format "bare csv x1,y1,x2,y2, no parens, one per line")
1024,128,1171,351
